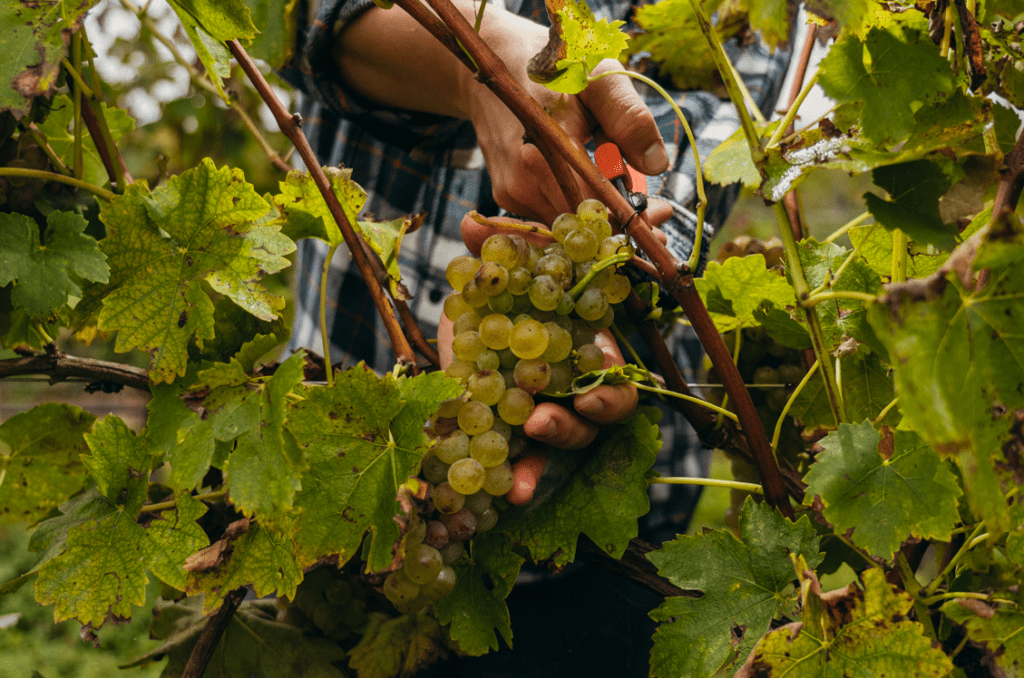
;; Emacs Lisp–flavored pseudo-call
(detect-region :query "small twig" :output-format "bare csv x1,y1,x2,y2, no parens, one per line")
649,476,762,493
771,358,818,455
577,536,696,600
824,211,871,244
227,40,419,372
181,587,247,678
139,490,227,514
24,124,72,175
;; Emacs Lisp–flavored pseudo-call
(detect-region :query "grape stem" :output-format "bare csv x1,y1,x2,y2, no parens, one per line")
320,243,342,387
610,323,659,394
924,523,987,597
0,168,115,202
872,397,899,426
802,290,879,307
823,211,871,243
569,251,632,300
648,476,762,494
588,70,708,272
892,229,909,283
139,490,227,514
631,382,739,422
765,71,820,149
770,358,819,457
468,210,556,238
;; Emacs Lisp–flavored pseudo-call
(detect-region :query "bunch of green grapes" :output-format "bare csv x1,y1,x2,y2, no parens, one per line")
278,565,375,645
707,236,808,530
382,199,634,612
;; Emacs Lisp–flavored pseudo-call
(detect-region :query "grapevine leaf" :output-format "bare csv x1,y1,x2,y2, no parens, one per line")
0,0,97,117
761,91,992,203
0,211,109,318
498,409,660,566
695,255,796,332
165,0,257,102
271,167,367,247
536,0,628,94
703,122,776,188
27,488,116,566
0,403,96,524
433,531,522,656
34,511,148,627
849,224,947,279
123,597,347,677
202,295,289,368
625,0,737,93
347,611,452,678
81,416,151,515
864,160,957,249
803,422,961,560
141,493,209,590
97,159,292,383
357,217,412,300
287,368,464,570
243,0,300,69
221,351,307,520
740,569,954,677
942,601,1024,677
796,238,882,351
801,0,871,34
754,306,813,350
185,520,303,613
647,498,823,678
37,94,135,188
817,27,955,145
1008,503,1024,568
745,0,792,49
791,349,897,433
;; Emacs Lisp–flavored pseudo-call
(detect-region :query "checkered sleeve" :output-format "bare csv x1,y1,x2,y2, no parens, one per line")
280,0,468,151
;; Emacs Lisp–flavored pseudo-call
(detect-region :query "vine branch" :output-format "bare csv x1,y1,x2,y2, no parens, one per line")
226,40,419,372
0,349,150,392
181,586,248,678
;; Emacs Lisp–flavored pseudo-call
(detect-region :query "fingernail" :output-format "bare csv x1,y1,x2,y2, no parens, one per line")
643,143,669,174
576,397,605,417
535,416,556,437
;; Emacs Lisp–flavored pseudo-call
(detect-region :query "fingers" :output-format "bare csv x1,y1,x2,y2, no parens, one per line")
459,212,555,255
437,313,454,368
523,401,599,450
574,383,639,424
506,450,547,505
582,60,668,176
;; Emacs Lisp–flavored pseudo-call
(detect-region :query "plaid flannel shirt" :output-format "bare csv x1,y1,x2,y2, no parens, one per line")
280,0,791,544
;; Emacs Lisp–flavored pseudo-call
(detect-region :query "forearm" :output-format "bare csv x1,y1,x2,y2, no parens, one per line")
333,1,546,118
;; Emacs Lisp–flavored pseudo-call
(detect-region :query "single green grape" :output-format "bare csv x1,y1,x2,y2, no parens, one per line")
421,454,450,485
483,461,515,496
481,233,521,269
528,275,563,312
468,369,506,406
457,400,494,435
433,481,465,513
452,310,482,335
564,228,599,263
446,255,480,291
514,358,551,394
382,569,420,606
448,458,487,495
443,293,473,322
597,234,634,260
507,266,533,295
461,279,491,307
497,387,535,425
477,349,501,371
443,360,475,385
435,429,470,464
420,565,457,600
533,254,572,288
475,261,509,297
575,343,605,373
541,322,572,362
469,430,509,467
574,286,609,322
487,289,515,314
479,313,514,350
577,198,609,223
509,318,549,359
544,360,573,394
403,543,443,585
475,506,499,532
452,330,487,362
602,273,632,304
585,217,613,241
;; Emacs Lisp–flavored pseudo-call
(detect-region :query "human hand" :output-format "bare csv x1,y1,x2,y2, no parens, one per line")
438,212,657,505
463,15,669,225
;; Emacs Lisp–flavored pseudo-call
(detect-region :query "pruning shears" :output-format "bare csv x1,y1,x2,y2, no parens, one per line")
595,139,649,216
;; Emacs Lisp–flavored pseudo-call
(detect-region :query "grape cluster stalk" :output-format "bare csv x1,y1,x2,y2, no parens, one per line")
381,199,637,612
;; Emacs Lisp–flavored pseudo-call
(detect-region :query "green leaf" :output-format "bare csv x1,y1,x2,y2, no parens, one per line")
703,122,776,188
741,568,954,677
0,211,109,317
348,610,452,678
626,0,739,93
34,511,148,627
82,416,151,515
141,493,209,590
123,597,347,677
271,167,367,247
287,367,464,570
695,255,796,333
498,409,660,566
817,27,955,145
538,0,628,94
942,601,1024,677
801,0,872,35
849,224,947,279
790,349,897,433
745,0,791,49
357,217,412,300
97,159,293,383
222,351,307,520
166,0,257,102
28,488,116,566
804,422,961,560
243,0,300,69
186,519,303,613
865,160,957,249
0,0,98,117
433,531,523,656
37,94,135,188
647,498,823,678
1007,503,1024,568
0,403,96,524
201,295,289,369
797,238,883,351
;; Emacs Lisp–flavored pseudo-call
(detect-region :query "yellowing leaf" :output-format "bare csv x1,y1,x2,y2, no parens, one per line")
97,159,293,383
533,0,628,94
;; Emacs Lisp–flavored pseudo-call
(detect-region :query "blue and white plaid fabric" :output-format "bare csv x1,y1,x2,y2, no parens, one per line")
280,0,791,541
